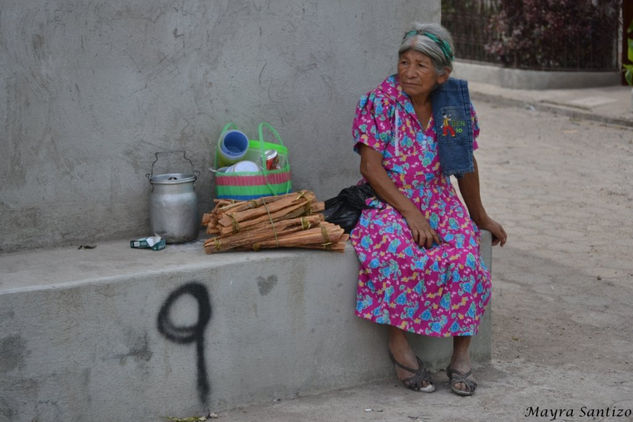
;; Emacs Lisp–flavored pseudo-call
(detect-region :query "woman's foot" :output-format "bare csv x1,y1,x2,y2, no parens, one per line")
446,366,477,396
388,327,435,392
448,336,476,396
389,352,435,392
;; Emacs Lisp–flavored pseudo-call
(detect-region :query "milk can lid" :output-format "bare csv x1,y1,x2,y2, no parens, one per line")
146,151,198,185
149,172,196,185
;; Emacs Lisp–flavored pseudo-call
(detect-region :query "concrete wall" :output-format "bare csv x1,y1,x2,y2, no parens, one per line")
0,0,440,252
0,232,491,422
454,60,621,90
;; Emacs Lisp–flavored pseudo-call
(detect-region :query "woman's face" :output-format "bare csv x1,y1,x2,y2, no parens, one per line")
397,49,448,100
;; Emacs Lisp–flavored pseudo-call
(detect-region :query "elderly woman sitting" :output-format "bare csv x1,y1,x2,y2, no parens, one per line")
350,22,507,396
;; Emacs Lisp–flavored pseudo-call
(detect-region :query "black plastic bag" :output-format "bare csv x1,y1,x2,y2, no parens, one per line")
323,183,377,233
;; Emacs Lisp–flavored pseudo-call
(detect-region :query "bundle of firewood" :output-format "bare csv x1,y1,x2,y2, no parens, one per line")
202,190,348,253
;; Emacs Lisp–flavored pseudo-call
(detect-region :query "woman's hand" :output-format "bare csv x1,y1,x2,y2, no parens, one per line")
476,215,507,246
402,207,442,249
359,144,440,248
457,156,507,247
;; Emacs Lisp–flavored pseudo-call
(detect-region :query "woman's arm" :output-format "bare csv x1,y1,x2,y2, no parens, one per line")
359,144,441,248
457,156,507,246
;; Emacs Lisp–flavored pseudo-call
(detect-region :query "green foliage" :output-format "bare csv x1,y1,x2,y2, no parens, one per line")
482,0,619,70
624,20,633,86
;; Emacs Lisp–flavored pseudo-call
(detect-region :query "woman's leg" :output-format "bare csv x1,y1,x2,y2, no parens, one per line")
388,326,433,389
450,336,472,370
449,336,474,392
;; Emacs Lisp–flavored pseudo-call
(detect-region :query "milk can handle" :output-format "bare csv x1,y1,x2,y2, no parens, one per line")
146,151,198,180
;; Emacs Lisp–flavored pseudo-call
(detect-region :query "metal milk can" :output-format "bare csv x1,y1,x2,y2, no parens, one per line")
146,151,199,243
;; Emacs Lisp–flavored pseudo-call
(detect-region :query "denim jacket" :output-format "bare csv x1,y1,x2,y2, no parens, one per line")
430,78,474,177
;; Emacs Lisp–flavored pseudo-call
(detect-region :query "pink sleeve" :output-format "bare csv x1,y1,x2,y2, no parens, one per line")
352,92,394,155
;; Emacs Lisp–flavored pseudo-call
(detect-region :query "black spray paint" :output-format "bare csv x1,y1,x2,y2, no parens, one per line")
157,282,211,406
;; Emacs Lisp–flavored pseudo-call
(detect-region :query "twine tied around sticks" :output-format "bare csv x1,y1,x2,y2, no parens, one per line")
229,214,240,233
320,225,332,249
262,198,279,248
212,238,222,251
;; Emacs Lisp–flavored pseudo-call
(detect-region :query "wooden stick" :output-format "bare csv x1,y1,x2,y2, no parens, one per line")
217,191,315,228
215,191,305,216
310,201,325,213
204,215,324,253
205,191,320,229
217,200,314,236
226,233,349,253
294,242,347,252
250,222,344,250
201,191,345,253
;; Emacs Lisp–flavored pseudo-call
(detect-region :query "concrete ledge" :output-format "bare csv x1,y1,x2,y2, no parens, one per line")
454,60,621,90
0,233,491,421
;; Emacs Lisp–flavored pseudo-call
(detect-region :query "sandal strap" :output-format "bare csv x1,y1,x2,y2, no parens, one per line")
446,367,477,392
403,357,432,386
389,352,433,390
388,351,419,374
446,367,472,379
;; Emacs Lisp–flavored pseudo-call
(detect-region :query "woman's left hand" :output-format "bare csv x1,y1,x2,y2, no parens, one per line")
476,216,507,246
457,157,507,247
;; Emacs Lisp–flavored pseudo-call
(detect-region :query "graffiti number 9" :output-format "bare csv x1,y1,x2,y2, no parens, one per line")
157,282,211,405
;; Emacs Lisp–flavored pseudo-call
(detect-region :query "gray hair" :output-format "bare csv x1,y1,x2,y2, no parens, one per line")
398,22,455,75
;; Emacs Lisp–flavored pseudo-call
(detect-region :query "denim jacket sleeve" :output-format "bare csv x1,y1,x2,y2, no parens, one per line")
430,78,474,178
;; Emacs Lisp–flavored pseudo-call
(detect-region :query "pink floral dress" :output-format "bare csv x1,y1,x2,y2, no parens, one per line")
351,75,491,337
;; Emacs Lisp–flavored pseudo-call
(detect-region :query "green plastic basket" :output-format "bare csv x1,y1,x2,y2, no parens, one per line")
213,122,292,200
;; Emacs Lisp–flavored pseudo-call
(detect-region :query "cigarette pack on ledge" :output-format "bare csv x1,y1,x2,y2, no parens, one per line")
130,235,166,251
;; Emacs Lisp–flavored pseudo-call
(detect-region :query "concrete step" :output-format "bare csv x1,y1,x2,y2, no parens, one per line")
0,233,491,421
